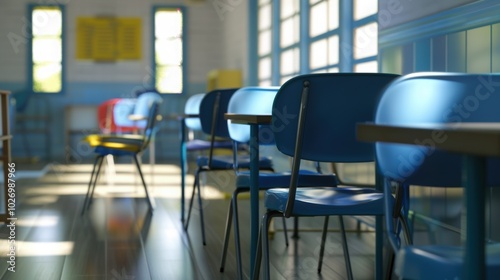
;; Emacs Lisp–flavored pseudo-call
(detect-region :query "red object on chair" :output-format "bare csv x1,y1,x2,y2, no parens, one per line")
97,98,137,134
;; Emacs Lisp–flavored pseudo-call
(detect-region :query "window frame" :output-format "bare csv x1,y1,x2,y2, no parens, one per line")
255,0,380,84
152,5,187,94
28,4,65,94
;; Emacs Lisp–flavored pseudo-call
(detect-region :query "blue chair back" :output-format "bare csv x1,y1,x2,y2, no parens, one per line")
184,93,205,131
227,87,280,143
273,73,399,163
375,72,500,187
199,88,239,138
133,91,163,129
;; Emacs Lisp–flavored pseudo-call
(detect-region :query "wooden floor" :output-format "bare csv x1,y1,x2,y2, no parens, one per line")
0,162,379,280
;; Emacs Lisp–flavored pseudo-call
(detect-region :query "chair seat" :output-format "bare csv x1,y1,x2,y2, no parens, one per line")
85,134,144,147
394,244,500,279
265,187,385,216
186,139,233,151
236,169,337,189
196,155,273,170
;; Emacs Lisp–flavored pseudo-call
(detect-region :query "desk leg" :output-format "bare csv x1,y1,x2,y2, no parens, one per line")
180,120,187,222
375,164,383,280
249,124,259,279
463,155,485,279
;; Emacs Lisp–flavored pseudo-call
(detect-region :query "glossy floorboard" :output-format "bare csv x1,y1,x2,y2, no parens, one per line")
0,163,378,280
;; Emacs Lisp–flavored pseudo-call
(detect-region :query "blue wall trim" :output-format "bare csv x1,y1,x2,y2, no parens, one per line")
379,1,500,49
248,0,258,86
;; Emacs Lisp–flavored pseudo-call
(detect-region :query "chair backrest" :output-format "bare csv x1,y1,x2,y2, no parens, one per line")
133,91,163,129
199,88,239,139
375,72,500,187
184,93,205,131
141,99,162,151
273,73,399,163
227,87,280,143
273,73,399,217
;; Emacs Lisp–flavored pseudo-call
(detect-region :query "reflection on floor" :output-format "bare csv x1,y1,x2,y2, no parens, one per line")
0,162,384,279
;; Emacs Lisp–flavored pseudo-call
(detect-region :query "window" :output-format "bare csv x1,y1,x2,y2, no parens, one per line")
256,0,379,80
154,7,184,94
31,6,63,93
258,0,272,86
279,0,300,83
309,0,340,73
353,0,378,72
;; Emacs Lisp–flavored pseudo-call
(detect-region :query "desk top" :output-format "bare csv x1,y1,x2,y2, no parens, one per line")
224,113,272,125
357,122,500,157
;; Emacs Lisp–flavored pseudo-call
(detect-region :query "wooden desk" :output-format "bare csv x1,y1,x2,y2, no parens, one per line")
0,90,12,222
357,122,500,280
224,113,271,279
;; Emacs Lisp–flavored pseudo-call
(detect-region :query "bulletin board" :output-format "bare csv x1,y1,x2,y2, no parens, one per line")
76,17,142,61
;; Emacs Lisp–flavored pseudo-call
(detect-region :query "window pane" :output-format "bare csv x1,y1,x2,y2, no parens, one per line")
310,39,328,69
328,67,339,73
259,57,272,79
155,38,182,65
281,16,299,47
354,61,378,72
280,48,299,75
354,22,378,59
259,29,272,56
259,4,272,30
280,75,294,85
281,0,299,19
354,0,378,20
310,1,327,37
328,35,339,64
156,65,182,93
259,79,272,87
33,38,62,63
33,63,61,93
155,10,182,39
328,0,339,30
32,8,62,36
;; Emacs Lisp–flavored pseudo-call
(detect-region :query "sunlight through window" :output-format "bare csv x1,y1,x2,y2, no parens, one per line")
32,7,62,93
154,8,184,94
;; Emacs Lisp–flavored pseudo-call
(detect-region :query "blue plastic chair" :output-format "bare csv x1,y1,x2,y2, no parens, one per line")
184,88,274,245
374,72,500,279
81,96,162,214
252,73,399,279
179,93,233,222
219,86,340,279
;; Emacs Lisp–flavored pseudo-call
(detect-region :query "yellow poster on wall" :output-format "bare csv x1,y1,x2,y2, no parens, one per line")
76,17,141,61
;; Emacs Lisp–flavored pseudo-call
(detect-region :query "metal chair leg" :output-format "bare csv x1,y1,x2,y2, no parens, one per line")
252,213,265,280
133,155,155,211
317,215,330,273
281,216,289,247
81,156,102,215
262,212,274,280
339,216,353,280
184,168,199,230
87,156,105,210
195,170,207,245
219,199,233,272
232,191,244,279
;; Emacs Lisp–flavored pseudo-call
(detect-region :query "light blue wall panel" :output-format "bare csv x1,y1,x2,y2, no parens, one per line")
414,39,431,72
432,35,446,72
402,43,414,74
492,23,500,73
467,25,491,73
446,31,466,72
380,46,402,74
